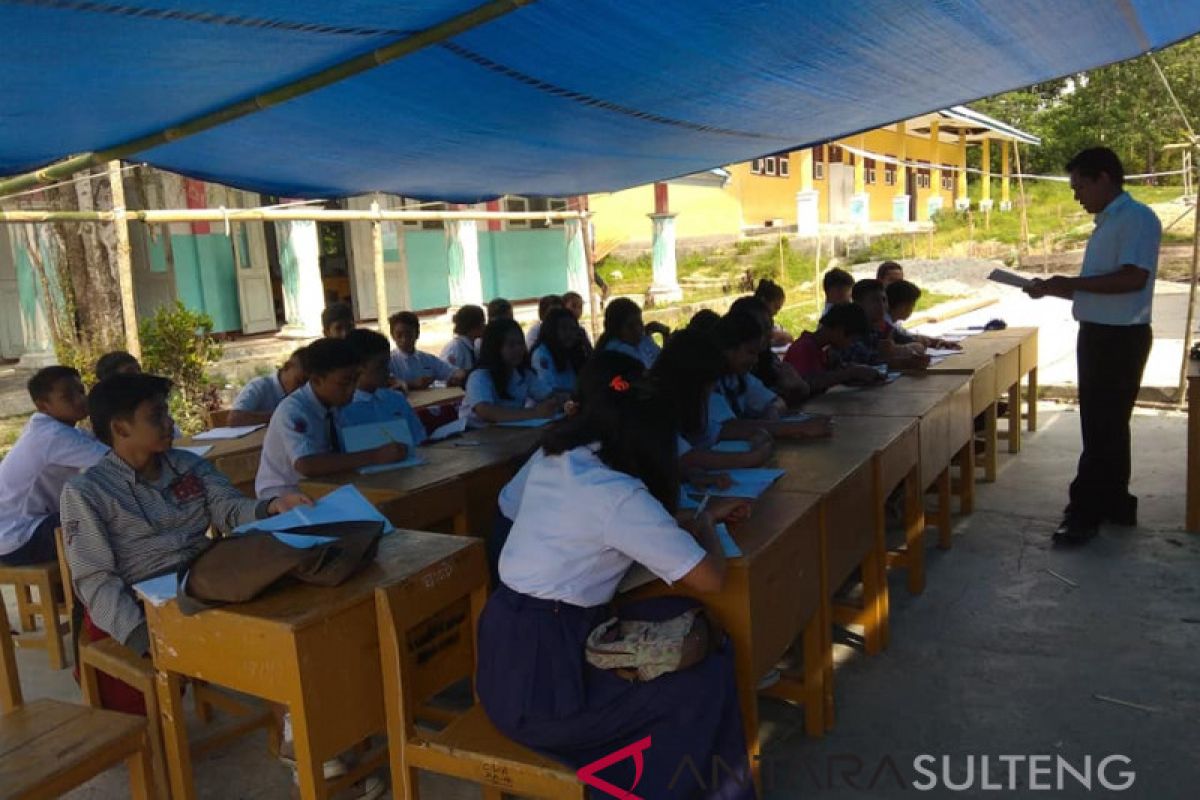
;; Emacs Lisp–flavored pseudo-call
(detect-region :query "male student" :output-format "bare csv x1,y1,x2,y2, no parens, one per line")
841,278,930,371
387,311,465,389
885,280,961,350
95,350,141,382
784,303,884,393
227,347,309,426
525,294,564,350
822,267,855,315
0,366,108,566
877,260,904,286
321,303,355,339
255,337,408,499
340,328,427,446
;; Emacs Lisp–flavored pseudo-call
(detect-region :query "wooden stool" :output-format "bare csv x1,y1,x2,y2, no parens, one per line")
1,607,155,800
376,583,586,800
0,561,68,670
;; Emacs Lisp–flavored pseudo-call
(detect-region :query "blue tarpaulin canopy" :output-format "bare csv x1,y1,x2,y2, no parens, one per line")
2,0,1199,201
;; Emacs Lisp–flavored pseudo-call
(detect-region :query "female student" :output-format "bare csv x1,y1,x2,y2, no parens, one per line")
728,296,811,407
440,304,486,371
477,363,756,800
459,319,562,428
530,307,588,393
595,297,663,368
754,278,794,347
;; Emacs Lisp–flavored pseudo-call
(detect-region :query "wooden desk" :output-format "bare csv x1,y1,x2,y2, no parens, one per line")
407,386,465,410
178,428,266,487
927,346,1005,479
978,327,1039,432
951,337,1023,454
147,532,486,800
1188,361,1200,532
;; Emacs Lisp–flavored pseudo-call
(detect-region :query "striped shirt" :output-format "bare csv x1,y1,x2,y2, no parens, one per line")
61,449,270,648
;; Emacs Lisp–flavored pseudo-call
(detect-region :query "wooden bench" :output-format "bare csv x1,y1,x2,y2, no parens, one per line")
0,561,68,670
1,605,155,800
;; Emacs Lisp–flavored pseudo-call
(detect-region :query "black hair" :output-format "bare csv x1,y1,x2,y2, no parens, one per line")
1066,147,1125,188
388,311,420,334
88,373,173,447
300,337,361,376
572,350,645,405
819,302,870,336
537,294,563,321
876,261,904,281
649,327,723,440
562,290,584,304
321,303,354,329
344,327,390,361
886,279,922,309
454,304,487,334
485,298,512,322
595,297,642,353
94,351,140,382
476,318,529,400
754,278,785,306
285,346,309,368
534,307,588,374
28,365,82,403
688,308,721,332
544,361,679,513
822,268,855,292
852,278,885,304
715,310,764,351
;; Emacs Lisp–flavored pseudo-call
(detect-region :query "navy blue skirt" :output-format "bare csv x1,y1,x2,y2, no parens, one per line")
477,584,755,799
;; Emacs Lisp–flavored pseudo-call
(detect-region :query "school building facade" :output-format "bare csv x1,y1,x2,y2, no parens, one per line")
0,169,589,365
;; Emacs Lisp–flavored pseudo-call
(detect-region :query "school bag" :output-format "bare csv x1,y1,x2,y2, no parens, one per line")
584,606,723,681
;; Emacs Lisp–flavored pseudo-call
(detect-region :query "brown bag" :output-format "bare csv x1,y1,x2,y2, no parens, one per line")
176,520,383,614
585,607,724,682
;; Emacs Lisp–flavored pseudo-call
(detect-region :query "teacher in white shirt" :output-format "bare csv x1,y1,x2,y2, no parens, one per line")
1025,147,1161,545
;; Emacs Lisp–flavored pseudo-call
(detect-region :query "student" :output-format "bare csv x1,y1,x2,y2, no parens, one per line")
339,329,427,446
441,304,486,371
530,307,588,393
228,347,308,426
321,303,355,339
754,278,794,346
387,311,465,389
477,367,754,800
0,367,108,566
95,350,141,382
728,295,811,407
885,280,962,350
822,267,855,314
877,260,905,286
486,297,514,323
784,303,886,392
255,338,409,498
459,319,561,428
843,279,930,371
524,294,563,350
595,297,662,368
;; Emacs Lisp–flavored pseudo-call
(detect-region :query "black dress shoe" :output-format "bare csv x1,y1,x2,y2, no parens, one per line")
1053,517,1099,545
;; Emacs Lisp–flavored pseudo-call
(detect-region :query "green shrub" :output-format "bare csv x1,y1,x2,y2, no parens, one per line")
139,302,223,435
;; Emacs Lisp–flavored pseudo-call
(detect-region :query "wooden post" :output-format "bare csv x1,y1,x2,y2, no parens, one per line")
370,198,389,332
579,212,600,340
1014,142,1030,259
108,161,140,359
1176,142,1200,405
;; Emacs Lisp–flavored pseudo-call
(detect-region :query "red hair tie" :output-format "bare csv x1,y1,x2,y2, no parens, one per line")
609,375,630,392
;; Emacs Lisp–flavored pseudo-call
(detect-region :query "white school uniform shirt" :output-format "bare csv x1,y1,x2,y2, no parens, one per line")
388,349,455,384
0,413,109,555
604,336,661,369
440,334,479,371
255,383,337,499
499,445,706,607
718,372,780,419
459,368,553,429
337,388,427,445
1073,191,1162,326
690,390,737,449
231,372,286,414
529,344,576,393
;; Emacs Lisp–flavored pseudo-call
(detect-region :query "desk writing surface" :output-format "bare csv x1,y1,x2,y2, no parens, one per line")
407,386,465,409
802,388,945,420
771,416,917,493
885,373,972,395
926,346,996,375
178,428,265,459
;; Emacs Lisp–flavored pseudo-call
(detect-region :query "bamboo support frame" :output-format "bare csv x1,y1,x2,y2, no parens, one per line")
370,198,390,329
0,0,537,198
107,160,141,359
0,208,586,225
1177,142,1200,405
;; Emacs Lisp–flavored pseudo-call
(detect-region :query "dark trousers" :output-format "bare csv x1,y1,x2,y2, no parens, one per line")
1067,322,1152,524
0,513,60,566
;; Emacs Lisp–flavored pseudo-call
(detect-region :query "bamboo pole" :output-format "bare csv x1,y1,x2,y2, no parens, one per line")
580,213,600,340
1177,143,1200,405
0,0,537,198
370,198,390,331
0,207,587,224
107,160,141,359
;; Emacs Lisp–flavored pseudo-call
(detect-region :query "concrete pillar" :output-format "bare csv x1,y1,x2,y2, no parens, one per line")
796,149,820,235
446,219,483,306
14,226,56,367
1001,140,1012,211
955,130,970,211
980,137,993,212
647,213,682,303
929,119,944,220
799,149,814,193
893,122,910,223
564,218,591,300
276,220,324,338
851,136,870,224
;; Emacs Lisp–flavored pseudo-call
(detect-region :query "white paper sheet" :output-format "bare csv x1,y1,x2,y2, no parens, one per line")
235,484,395,535
191,424,266,440
987,268,1034,289
177,445,213,457
428,416,468,442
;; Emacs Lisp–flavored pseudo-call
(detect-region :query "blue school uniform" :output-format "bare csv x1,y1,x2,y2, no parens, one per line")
232,373,287,415
440,334,479,371
603,335,661,369
529,344,577,393
337,388,427,446
388,349,455,385
718,373,781,419
478,446,754,800
255,383,337,499
459,368,553,429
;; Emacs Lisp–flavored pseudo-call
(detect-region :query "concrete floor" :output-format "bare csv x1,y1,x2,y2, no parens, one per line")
6,402,1200,799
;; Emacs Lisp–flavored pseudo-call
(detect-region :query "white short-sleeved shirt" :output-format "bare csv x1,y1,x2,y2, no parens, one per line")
232,373,286,414
255,383,337,499
440,335,479,371
0,413,109,555
604,336,662,369
337,388,427,445
499,446,707,607
718,372,780,418
459,368,553,429
1073,192,1162,326
530,344,577,393
689,390,737,449
388,349,454,384
525,321,543,351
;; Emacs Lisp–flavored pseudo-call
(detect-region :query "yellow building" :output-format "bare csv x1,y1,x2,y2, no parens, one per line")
590,106,1038,253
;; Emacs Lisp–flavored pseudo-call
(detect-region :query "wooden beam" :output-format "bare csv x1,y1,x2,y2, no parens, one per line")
0,208,587,225
108,161,141,359
370,198,390,330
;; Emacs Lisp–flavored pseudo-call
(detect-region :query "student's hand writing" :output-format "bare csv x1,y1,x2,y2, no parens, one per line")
269,493,313,515
709,497,752,524
375,442,409,464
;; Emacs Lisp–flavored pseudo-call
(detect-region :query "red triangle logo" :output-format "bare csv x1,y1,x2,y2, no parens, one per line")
576,736,652,800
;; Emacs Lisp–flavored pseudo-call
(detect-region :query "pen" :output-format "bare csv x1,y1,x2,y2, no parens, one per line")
694,491,712,520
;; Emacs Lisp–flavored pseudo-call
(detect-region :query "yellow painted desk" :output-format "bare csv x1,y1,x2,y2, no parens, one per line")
146,531,486,800
977,327,1039,433
941,337,1023,454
